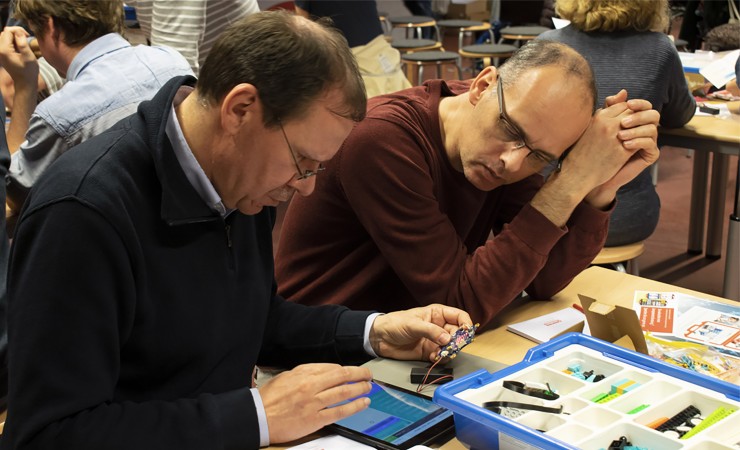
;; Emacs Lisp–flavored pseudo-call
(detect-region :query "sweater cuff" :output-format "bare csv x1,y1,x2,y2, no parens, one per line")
214,387,261,450
335,309,375,364
509,204,568,255
569,200,613,233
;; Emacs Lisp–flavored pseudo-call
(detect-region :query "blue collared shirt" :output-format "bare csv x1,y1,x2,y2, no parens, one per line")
9,33,193,195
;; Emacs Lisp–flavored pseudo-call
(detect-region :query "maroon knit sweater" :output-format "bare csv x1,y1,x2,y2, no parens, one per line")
275,80,609,327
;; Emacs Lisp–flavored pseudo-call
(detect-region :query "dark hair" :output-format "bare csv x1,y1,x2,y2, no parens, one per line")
498,40,598,111
14,0,123,47
197,10,366,128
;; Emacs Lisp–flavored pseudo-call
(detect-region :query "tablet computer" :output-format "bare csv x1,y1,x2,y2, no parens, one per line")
326,380,455,450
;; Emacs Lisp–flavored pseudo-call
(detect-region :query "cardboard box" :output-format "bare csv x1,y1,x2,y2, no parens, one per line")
467,11,491,22
446,0,489,19
578,294,649,355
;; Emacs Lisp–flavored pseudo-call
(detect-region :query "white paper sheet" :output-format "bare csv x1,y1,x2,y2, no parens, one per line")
288,434,374,450
700,49,740,88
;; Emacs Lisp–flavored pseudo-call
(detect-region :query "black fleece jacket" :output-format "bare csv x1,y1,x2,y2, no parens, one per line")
2,76,372,450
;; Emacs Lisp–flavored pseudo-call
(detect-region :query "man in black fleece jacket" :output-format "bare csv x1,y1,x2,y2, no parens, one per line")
1,11,472,449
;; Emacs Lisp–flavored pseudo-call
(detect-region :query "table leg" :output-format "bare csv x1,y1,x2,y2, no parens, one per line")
688,151,710,253
723,159,740,301
707,153,729,258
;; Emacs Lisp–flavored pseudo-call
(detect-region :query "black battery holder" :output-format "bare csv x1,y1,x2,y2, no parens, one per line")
410,366,454,385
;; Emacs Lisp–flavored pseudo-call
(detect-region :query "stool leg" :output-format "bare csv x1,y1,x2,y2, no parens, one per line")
403,62,413,85
418,65,423,85
436,63,442,79
628,258,640,276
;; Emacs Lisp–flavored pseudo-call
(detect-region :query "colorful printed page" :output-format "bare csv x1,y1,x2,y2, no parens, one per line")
633,291,740,357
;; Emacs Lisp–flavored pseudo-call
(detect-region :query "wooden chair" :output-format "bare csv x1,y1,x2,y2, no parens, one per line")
389,15,439,41
591,242,645,276
459,43,517,73
674,38,689,52
401,51,463,85
378,12,392,35
499,25,550,46
436,19,494,51
391,38,443,53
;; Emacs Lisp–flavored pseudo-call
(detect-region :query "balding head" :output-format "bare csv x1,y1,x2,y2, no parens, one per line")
498,40,598,112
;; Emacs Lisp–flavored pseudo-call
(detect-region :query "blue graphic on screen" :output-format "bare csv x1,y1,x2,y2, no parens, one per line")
334,382,452,445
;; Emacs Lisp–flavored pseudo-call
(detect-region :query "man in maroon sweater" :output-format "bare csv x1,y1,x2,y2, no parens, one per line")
276,41,660,328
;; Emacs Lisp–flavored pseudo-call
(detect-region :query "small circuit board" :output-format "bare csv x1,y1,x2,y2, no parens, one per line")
437,323,479,360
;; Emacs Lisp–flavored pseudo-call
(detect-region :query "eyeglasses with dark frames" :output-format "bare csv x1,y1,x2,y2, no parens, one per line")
279,120,325,180
496,77,567,172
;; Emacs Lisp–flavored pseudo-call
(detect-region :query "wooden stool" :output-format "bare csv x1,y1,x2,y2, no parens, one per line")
591,242,645,276
499,25,550,46
459,43,517,72
401,51,463,85
392,38,443,53
389,15,439,40
436,19,494,51
674,38,689,52
378,12,391,35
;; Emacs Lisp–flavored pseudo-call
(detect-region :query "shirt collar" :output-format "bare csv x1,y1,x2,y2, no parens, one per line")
66,33,131,81
165,92,232,217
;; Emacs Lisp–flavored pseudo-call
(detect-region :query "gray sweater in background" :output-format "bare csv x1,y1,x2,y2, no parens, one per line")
539,26,696,246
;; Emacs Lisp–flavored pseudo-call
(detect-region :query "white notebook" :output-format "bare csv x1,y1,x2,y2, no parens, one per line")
506,308,585,344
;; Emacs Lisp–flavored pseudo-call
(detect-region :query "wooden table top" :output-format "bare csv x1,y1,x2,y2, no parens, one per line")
268,267,734,449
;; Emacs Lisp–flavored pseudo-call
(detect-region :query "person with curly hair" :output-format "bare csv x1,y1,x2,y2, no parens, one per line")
539,0,695,247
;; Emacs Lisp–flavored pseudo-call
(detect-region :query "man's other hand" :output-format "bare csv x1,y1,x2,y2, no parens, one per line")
262,363,373,443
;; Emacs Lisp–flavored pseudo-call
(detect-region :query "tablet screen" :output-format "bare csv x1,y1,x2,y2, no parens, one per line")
327,381,454,450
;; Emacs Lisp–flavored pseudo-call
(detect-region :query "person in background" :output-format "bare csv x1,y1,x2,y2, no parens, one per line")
728,55,740,97
404,0,434,17
679,0,739,51
539,0,556,28
0,0,66,112
539,0,695,247
127,0,260,75
295,0,410,97
403,0,435,38
275,40,661,328
0,96,10,413
0,0,192,212
2,11,472,449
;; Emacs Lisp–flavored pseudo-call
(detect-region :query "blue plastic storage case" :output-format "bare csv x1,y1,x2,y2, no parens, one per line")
433,333,740,450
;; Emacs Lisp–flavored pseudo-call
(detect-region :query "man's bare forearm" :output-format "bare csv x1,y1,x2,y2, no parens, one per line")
7,83,35,153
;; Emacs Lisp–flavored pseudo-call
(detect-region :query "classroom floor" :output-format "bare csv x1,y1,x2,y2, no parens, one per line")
639,147,737,298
